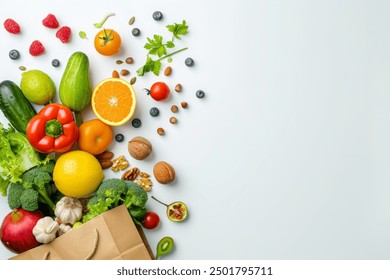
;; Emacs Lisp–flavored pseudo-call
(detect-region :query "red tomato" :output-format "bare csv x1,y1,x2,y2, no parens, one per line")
142,212,160,229
149,82,170,101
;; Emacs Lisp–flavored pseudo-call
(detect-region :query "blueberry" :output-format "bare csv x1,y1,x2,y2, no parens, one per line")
9,49,20,60
153,11,163,21
196,90,205,98
185,57,194,67
51,59,60,67
132,118,142,128
132,28,140,37
115,133,124,142
150,107,160,117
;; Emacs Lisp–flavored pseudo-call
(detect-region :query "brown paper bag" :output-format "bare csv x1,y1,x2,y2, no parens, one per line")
10,205,154,260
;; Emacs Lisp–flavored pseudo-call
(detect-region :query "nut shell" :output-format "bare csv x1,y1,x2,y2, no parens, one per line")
128,136,152,160
153,161,175,184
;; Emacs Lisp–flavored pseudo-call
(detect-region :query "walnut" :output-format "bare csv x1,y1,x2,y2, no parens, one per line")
128,136,152,160
121,167,140,181
153,161,175,184
134,178,153,192
139,172,150,178
111,155,129,172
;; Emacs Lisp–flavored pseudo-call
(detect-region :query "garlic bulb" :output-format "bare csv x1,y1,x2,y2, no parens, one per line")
55,196,83,225
33,217,59,244
58,223,72,236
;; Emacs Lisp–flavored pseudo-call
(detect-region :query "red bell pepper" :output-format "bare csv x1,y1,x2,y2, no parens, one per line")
26,103,79,154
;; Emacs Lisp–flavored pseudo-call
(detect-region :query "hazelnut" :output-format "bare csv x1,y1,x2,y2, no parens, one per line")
127,136,152,160
153,161,175,184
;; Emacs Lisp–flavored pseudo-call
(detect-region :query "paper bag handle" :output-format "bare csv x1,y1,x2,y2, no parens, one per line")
42,228,99,260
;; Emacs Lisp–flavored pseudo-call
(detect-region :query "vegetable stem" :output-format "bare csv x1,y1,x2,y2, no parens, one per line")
93,12,115,28
151,196,169,207
75,111,83,127
157,47,188,62
38,188,56,212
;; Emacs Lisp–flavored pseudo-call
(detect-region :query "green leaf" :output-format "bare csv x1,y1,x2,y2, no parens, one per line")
136,55,162,77
152,60,161,76
166,20,188,40
79,31,87,39
166,41,175,48
144,35,166,57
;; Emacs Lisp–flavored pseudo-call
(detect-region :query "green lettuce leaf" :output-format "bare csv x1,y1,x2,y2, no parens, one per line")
0,124,49,196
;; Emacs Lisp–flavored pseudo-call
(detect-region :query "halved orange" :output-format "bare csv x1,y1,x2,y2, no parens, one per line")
91,78,137,126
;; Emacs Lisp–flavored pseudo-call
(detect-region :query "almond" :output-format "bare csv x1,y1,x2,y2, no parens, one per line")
164,66,172,76
95,151,114,160
99,159,113,169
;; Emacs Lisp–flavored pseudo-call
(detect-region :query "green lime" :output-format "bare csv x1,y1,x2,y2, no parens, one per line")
20,70,56,105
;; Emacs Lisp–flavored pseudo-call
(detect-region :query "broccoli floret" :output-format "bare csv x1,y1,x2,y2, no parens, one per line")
21,161,56,212
7,182,24,209
82,196,112,223
96,178,128,199
82,179,148,224
20,188,39,212
124,181,148,208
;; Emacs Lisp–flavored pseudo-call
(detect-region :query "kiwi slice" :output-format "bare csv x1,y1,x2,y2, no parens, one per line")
156,236,174,259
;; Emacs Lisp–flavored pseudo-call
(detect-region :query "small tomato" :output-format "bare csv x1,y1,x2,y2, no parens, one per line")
78,119,113,155
148,82,170,101
142,211,160,230
94,28,122,56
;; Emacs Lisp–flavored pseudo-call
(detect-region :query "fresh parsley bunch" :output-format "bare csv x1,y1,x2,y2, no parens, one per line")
137,20,189,76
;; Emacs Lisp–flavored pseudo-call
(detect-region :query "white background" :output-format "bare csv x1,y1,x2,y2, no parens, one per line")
0,0,390,260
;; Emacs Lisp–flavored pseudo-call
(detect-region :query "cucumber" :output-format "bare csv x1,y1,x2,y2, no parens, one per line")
0,80,36,133
59,51,92,125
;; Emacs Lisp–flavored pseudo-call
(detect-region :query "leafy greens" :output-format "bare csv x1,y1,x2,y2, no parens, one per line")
0,124,48,196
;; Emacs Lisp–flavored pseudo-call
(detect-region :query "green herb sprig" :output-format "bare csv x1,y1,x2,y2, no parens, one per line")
137,20,189,76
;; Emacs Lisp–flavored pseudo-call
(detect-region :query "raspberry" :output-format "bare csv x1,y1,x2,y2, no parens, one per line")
4,18,21,34
42,14,59,29
56,26,71,43
29,40,45,56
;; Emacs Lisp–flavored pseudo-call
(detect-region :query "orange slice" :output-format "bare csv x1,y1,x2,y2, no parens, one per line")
91,78,137,126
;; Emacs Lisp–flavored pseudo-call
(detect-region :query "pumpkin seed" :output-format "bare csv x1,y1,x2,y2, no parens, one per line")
128,16,135,25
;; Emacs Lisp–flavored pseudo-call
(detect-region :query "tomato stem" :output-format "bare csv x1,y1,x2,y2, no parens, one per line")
99,28,114,47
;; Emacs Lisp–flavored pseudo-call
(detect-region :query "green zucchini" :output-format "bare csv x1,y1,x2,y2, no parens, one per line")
0,80,37,133
59,51,92,125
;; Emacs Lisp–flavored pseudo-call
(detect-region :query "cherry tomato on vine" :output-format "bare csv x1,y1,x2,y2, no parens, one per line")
146,82,170,101
94,29,122,56
142,211,160,229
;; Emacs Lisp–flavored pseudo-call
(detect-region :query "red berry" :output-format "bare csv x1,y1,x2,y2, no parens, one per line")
42,14,59,29
56,26,71,43
29,40,45,56
3,18,21,34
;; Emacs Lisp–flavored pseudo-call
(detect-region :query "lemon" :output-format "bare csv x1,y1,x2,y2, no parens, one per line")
20,70,56,105
53,150,104,198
